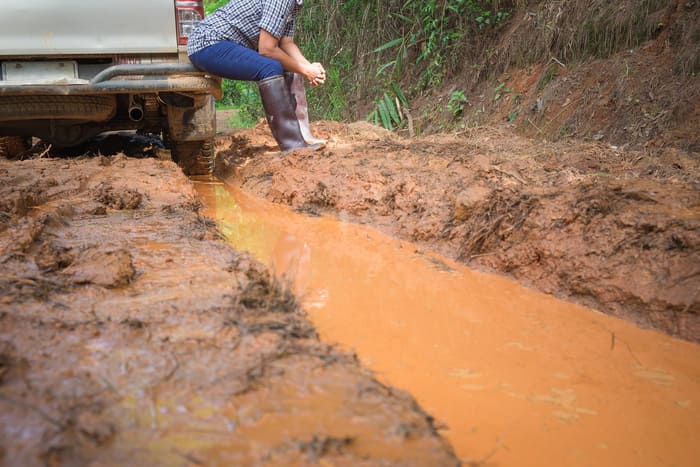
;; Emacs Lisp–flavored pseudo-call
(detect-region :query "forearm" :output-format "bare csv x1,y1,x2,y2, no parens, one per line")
279,37,325,85
258,30,325,84
259,44,303,73
279,38,310,66
258,31,306,73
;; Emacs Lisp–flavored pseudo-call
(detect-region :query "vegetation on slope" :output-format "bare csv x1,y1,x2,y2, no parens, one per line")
203,0,698,144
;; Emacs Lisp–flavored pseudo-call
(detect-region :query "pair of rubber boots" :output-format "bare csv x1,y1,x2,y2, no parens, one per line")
258,73,326,153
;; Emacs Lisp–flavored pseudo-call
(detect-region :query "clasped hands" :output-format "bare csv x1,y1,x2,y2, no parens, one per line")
305,62,326,86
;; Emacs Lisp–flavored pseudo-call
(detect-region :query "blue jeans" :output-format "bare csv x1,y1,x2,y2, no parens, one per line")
189,41,283,81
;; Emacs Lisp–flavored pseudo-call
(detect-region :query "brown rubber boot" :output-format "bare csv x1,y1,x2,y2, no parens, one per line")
284,72,327,145
258,76,324,153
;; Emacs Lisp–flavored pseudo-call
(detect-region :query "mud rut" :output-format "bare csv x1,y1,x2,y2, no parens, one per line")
222,121,700,342
0,151,458,465
0,123,698,465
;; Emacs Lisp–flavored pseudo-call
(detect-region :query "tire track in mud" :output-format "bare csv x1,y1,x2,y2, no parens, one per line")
0,154,459,466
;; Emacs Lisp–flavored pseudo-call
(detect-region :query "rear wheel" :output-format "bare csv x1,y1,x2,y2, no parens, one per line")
0,136,30,158
170,138,214,176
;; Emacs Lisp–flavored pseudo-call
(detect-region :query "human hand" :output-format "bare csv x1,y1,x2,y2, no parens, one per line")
305,62,326,86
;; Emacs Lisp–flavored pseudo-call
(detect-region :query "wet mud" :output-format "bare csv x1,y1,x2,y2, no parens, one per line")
2,118,699,465
0,154,458,465
220,121,700,342
197,179,700,467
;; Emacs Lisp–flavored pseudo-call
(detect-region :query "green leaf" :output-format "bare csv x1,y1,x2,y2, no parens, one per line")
374,38,404,53
376,60,397,77
391,82,409,107
366,109,378,124
393,13,412,22
384,93,401,124
377,100,393,130
395,44,407,76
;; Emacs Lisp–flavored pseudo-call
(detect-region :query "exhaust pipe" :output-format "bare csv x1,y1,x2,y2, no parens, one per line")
128,95,144,122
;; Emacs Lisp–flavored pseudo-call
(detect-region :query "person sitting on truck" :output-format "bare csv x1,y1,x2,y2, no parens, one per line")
186,0,326,153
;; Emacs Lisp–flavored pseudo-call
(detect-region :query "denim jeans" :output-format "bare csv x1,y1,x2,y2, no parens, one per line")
188,41,283,82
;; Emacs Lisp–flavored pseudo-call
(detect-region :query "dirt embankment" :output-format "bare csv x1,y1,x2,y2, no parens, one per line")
419,0,700,154
0,154,459,465
218,120,700,342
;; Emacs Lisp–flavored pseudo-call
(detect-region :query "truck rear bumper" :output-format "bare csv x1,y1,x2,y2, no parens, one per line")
0,63,222,98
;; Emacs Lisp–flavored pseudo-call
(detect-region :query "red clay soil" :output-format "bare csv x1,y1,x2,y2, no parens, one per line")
217,120,700,342
419,1,700,155
0,153,459,465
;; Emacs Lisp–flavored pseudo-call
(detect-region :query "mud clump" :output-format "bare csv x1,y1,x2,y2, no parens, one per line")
34,243,75,272
225,122,700,342
94,182,143,210
453,186,492,222
0,155,459,466
62,248,135,288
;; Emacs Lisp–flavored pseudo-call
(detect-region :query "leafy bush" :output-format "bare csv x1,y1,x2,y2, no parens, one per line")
447,90,468,120
366,83,409,131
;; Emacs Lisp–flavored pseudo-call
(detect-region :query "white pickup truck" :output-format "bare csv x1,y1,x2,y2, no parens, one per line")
0,0,221,174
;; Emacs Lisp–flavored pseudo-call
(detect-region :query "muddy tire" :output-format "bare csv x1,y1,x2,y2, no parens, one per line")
0,95,116,121
170,139,214,176
0,136,30,158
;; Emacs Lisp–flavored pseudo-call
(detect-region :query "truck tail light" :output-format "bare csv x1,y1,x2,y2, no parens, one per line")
175,1,204,46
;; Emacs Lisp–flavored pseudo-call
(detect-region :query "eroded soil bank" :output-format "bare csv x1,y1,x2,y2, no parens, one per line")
0,154,458,465
219,121,700,342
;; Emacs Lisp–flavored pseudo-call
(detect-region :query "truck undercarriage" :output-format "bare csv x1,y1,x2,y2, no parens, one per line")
0,0,221,175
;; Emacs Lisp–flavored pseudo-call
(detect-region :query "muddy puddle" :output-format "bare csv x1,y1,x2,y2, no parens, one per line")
196,176,700,467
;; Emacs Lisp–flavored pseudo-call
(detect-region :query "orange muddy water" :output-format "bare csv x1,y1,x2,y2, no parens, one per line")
195,177,700,467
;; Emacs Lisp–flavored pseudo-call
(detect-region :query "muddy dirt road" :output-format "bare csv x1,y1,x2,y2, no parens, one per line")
0,153,457,465
0,119,698,466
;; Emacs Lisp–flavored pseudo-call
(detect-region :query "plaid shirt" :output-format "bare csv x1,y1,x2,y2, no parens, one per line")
187,0,302,55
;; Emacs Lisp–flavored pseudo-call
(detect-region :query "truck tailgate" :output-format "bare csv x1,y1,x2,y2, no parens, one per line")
0,0,178,56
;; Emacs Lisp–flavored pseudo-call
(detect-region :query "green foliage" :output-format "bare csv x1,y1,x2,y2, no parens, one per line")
294,1,515,126
202,1,514,128
203,0,227,15
307,66,347,121
447,90,467,120
494,81,512,101
374,0,511,90
366,82,409,131
537,63,559,90
217,79,261,128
